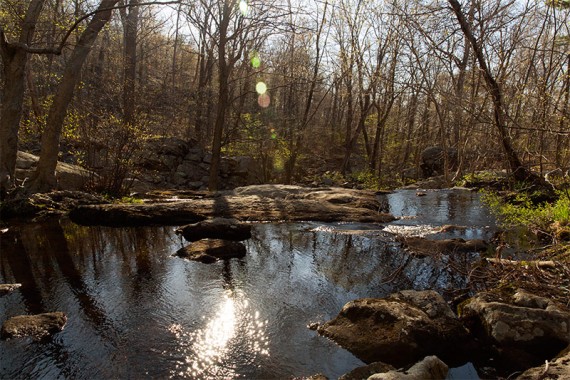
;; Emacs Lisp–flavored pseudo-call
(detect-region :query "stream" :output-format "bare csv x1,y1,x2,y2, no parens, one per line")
0,189,494,379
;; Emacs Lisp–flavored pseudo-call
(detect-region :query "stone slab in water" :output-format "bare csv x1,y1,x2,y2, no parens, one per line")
175,239,247,263
0,283,21,295
70,185,395,226
1,312,67,339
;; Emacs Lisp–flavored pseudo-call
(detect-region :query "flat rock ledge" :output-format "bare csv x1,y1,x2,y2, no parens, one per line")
1,312,67,340
0,283,22,295
70,185,395,226
175,240,247,263
176,218,252,242
317,290,473,368
460,289,570,372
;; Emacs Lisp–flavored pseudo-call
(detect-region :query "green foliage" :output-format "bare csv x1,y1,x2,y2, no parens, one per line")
482,190,570,234
349,170,380,190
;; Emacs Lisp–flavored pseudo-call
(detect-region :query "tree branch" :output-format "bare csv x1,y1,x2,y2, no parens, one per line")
2,0,180,56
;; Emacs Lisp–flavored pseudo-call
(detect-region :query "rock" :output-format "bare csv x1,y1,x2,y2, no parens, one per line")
15,151,93,190
366,356,449,380
291,374,329,380
340,362,395,380
420,147,458,178
1,312,67,339
145,136,190,157
517,347,570,379
399,236,488,256
1,191,106,220
176,218,252,242
175,240,246,263
317,290,472,368
70,185,395,226
0,283,22,295
460,290,570,372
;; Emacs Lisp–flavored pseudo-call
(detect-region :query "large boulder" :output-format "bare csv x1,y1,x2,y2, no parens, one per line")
176,218,252,242
1,312,67,339
317,290,472,368
420,147,458,178
460,289,570,372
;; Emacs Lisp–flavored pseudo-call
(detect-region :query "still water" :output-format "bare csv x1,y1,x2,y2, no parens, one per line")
0,190,491,379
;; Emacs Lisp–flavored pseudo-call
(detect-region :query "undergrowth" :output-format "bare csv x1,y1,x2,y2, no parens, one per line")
482,190,570,244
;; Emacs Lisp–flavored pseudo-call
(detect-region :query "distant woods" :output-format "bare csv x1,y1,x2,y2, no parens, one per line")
1,0,570,193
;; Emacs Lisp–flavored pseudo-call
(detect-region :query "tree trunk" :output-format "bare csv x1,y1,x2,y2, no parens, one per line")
30,0,120,192
208,0,232,191
0,0,46,193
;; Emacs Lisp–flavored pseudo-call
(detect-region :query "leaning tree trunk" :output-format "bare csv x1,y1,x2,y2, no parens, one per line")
0,0,46,194
448,0,539,183
29,0,119,192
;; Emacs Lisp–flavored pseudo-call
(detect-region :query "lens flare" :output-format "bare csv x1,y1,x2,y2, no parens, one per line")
258,93,270,108
255,81,267,95
251,54,261,69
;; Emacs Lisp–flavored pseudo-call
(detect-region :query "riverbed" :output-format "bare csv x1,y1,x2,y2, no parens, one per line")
0,189,492,379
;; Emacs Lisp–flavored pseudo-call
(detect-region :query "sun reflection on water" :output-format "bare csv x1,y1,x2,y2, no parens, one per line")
168,290,269,379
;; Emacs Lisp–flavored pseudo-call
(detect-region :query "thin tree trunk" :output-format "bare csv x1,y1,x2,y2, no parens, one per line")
208,1,232,191
448,0,535,182
123,0,139,126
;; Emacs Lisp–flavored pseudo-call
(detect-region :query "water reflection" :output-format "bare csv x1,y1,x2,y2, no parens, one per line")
382,189,495,240
0,193,493,379
169,289,269,379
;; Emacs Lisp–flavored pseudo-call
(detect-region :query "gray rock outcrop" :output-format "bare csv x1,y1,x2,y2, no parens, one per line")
460,289,570,372
16,151,93,190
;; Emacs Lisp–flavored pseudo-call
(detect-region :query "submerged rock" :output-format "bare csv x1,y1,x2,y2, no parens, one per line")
176,218,252,242
1,312,67,339
317,290,472,368
175,239,246,263
399,236,488,256
460,289,570,373
0,283,22,295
